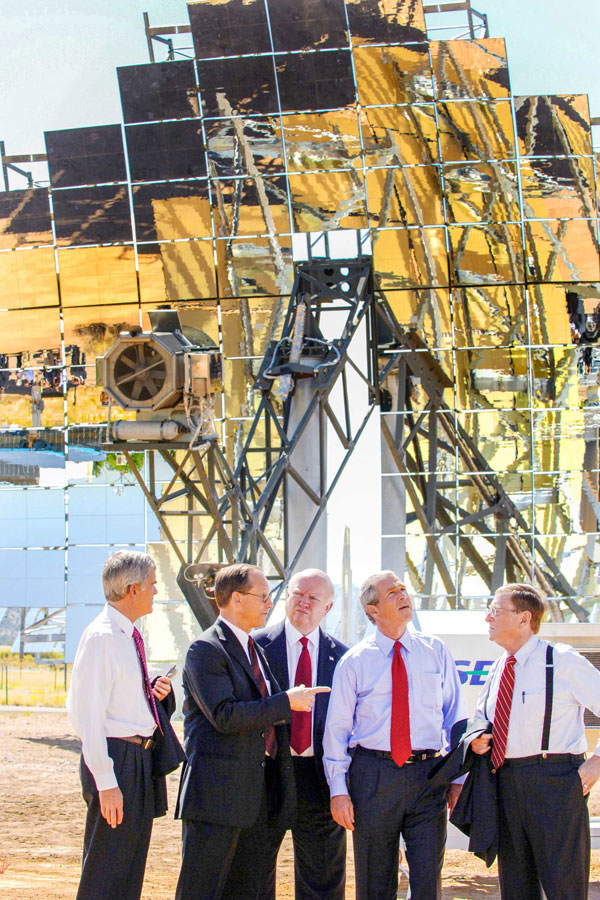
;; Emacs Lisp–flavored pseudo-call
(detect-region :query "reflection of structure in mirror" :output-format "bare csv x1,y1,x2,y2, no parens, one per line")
1,0,600,655
97,308,221,443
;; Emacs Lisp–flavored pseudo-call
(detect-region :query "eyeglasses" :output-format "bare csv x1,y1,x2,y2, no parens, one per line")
487,604,518,618
239,591,273,604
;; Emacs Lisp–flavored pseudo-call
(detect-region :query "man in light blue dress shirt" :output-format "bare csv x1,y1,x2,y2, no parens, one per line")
323,570,465,900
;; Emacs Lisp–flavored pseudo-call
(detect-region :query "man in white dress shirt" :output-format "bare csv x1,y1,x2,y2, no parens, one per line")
255,569,348,900
67,549,172,900
471,583,600,900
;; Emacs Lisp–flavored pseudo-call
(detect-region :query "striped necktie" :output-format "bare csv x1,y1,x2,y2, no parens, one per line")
132,626,162,734
248,636,277,758
491,654,517,770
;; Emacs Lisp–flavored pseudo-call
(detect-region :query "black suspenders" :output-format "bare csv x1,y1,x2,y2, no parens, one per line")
541,643,554,752
484,643,554,752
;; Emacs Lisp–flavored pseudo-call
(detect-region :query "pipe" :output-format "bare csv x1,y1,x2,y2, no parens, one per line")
111,419,188,442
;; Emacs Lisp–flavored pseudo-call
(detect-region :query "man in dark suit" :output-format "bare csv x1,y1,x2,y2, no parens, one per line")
255,568,348,900
175,563,330,900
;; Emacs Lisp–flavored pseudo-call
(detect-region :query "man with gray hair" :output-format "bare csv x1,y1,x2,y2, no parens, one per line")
323,570,465,900
67,549,177,900
255,568,348,900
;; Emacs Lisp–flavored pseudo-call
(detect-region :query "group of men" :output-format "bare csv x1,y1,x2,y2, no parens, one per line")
67,550,600,900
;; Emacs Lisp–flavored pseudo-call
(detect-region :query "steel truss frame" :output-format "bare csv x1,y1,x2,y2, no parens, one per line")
121,259,388,589
379,328,585,621
117,258,580,623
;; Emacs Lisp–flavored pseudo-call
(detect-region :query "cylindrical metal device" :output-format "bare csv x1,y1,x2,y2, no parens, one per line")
111,419,188,442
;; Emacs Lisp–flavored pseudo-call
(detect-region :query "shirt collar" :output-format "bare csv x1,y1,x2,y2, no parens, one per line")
375,626,412,657
219,614,250,651
106,602,134,638
513,633,540,666
285,618,320,649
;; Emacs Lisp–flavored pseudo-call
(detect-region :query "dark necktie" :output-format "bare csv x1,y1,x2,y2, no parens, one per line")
391,640,411,766
491,654,517,770
290,636,312,754
132,626,162,734
247,636,277,758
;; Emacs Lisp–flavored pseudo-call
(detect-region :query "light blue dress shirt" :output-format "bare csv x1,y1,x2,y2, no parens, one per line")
323,626,466,797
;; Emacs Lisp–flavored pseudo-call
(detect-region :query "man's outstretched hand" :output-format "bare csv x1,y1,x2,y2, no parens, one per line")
286,685,330,711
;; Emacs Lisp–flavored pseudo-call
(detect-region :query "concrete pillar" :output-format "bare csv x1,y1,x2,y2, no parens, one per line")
286,378,327,574
381,372,407,577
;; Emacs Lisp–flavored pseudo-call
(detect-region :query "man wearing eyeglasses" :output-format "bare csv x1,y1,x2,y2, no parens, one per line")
471,583,600,900
174,563,331,900
254,569,348,900
323,571,465,900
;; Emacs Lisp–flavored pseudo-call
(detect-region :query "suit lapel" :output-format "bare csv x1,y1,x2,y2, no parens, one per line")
266,623,290,690
216,619,261,692
314,628,335,733
316,627,335,684
254,641,282,694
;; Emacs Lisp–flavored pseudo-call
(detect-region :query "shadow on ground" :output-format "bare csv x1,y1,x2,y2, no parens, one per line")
21,735,81,754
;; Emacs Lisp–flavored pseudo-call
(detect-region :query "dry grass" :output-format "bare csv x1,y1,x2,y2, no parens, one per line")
0,659,69,707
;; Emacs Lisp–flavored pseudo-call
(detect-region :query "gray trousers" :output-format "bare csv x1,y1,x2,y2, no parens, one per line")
497,757,589,900
349,748,447,900
77,738,155,900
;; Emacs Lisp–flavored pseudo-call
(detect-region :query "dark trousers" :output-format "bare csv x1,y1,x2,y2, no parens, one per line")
176,759,276,900
265,756,346,900
349,749,447,900
497,757,590,900
77,738,155,900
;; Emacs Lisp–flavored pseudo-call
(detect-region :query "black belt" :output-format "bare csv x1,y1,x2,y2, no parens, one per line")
356,745,440,764
501,752,585,769
117,735,155,750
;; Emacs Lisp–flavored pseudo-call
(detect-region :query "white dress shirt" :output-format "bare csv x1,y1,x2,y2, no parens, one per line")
66,604,155,791
285,619,319,756
477,635,600,758
323,627,466,797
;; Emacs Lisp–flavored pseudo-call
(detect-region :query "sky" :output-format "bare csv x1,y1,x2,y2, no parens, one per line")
1,0,599,164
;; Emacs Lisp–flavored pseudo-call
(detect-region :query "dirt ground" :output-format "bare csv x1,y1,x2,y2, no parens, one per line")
2,711,600,900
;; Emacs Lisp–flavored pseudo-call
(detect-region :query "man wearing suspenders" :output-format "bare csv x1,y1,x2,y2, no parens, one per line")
471,583,600,900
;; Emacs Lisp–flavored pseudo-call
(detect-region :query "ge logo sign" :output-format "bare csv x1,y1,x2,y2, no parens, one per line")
454,660,493,686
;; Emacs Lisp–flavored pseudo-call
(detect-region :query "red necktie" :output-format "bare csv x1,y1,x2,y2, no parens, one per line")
391,640,411,766
491,654,517,770
290,636,312,754
248,636,277,758
132,626,162,734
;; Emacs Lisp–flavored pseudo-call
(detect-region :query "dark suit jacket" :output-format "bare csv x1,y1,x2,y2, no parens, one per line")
151,688,186,818
428,717,498,866
254,620,348,796
175,619,296,830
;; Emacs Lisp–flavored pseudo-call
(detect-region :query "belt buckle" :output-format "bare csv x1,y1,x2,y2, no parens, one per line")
142,737,153,750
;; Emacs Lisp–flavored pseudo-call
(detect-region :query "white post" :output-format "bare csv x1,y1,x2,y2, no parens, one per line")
286,378,327,574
